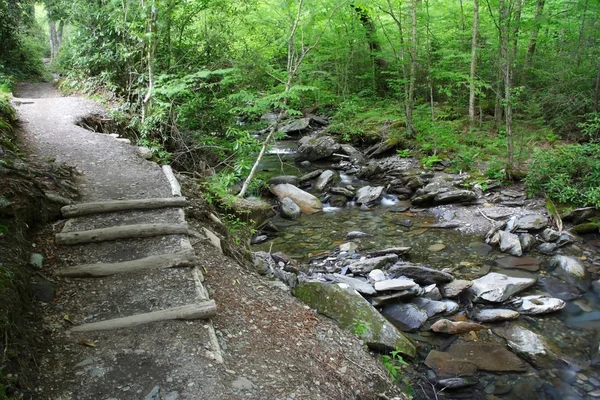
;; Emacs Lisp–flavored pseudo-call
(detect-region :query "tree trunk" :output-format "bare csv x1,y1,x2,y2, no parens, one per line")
142,0,158,123
500,0,514,169
49,20,60,61
576,0,589,67
594,59,600,112
408,0,417,136
352,5,387,93
522,0,545,84
469,0,479,128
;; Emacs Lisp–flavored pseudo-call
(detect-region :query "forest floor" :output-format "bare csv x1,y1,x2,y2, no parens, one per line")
14,82,404,400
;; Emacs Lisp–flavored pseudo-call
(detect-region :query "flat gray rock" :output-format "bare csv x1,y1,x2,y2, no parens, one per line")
389,262,454,285
329,274,376,295
517,294,565,315
469,272,536,303
548,255,590,291
382,303,428,332
441,280,473,298
374,278,418,292
515,214,547,230
471,308,520,322
349,254,399,274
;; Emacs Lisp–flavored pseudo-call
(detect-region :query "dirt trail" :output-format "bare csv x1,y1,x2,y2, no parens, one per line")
14,83,400,400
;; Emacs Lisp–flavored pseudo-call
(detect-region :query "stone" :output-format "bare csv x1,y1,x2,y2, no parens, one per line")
330,186,354,197
251,235,268,244
297,134,341,161
424,285,443,301
29,253,44,270
30,277,55,302
165,392,180,400
280,118,310,134
515,214,547,230
368,269,386,282
272,268,298,288
428,243,446,252
541,228,560,242
231,376,255,391
366,247,411,257
374,278,418,292
442,300,460,315
493,325,549,367
540,277,582,301
280,197,301,220
431,319,486,335
381,303,428,332
355,186,385,207
346,231,371,239
230,198,276,227
314,170,337,192
357,161,383,179
271,252,290,265
339,242,358,252
365,139,398,158
549,255,590,291
571,222,600,234
389,262,454,285
370,289,420,307
411,297,447,318
516,294,565,315
424,350,478,377
349,254,399,274
495,256,541,272
441,280,473,298
519,233,537,251
469,272,536,303
329,195,347,207
447,342,527,372
471,309,520,322
329,274,376,295
498,231,523,256
270,184,323,214
433,190,478,205
339,144,366,164
144,386,160,400
538,242,557,254
268,175,299,186
136,146,153,160
298,169,324,184
294,282,415,356
436,377,479,390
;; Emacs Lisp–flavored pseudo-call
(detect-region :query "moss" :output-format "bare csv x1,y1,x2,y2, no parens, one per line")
571,222,600,234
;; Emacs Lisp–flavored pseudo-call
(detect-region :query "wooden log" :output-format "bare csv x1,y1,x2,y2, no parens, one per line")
61,197,187,218
71,301,216,332
162,165,182,196
56,250,197,278
55,223,188,245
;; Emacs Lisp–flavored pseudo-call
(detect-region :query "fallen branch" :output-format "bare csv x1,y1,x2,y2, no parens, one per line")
61,197,186,218
55,223,189,245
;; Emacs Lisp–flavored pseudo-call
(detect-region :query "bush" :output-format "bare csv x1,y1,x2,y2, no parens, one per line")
525,144,600,207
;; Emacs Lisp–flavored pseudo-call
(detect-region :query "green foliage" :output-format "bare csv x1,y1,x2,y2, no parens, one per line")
352,319,370,336
449,148,478,173
396,149,411,158
485,161,506,180
578,113,600,142
525,144,600,207
420,154,443,170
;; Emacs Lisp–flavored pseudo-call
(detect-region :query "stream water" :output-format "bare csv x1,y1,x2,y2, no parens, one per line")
252,139,600,399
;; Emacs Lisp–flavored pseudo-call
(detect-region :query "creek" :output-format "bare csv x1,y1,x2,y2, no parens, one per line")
251,138,600,400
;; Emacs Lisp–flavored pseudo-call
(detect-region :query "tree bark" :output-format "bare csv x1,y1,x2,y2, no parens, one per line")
469,0,479,128
55,223,189,245
522,0,545,84
500,0,514,169
61,197,187,218
407,0,418,136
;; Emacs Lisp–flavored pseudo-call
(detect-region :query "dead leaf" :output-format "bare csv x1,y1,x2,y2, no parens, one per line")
78,340,96,347
64,314,74,325
408,228,428,235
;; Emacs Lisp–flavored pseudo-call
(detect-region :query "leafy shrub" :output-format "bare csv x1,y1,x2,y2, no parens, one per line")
578,112,600,142
525,144,600,207
485,161,506,180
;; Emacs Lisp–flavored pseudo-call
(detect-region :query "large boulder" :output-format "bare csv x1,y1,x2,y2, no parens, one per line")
297,134,341,161
433,190,477,205
469,272,536,303
515,214,548,230
280,118,311,134
548,255,590,291
268,175,299,186
280,197,301,220
230,198,276,227
294,282,415,356
355,186,385,207
270,183,323,214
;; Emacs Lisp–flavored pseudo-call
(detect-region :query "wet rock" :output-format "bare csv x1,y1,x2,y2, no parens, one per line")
571,222,600,234
340,242,358,252
424,350,478,377
271,252,290,265
268,175,299,186
442,300,460,315
433,190,478,205
357,161,383,179
339,144,365,165
294,282,416,356
519,233,537,251
382,303,428,332
494,325,548,366
29,253,44,270
411,297,447,318
371,290,420,307
471,309,520,322
346,231,371,239
355,186,385,207
298,169,324,184
272,268,298,288
436,377,478,390
427,243,446,252
297,134,341,161
280,118,310,134
329,195,347,207
499,231,523,256
405,176,425,190
555,232,575,247
495,256,541,272
389,262,454,285
431,319,486,334
540,277,582,301
314,170,337,192
144,386,160,400
538,242,557,254
548,255,591,291
447,342,527,372
440,280,473,298
30,277,55,302
374,278,418,292
541,228,560,242
368,269,386,282
516,214,547,230
330,186,354,197
517,294,565,315
251,235,268,244
424,285,443,301
349,254,399,274
329,274,376,295
270,184,323,214
469,272,536,303
366,247,411,258
280,197,301,220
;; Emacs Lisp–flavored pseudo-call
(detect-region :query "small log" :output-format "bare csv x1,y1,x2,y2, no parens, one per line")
162,165,182,196
71,301,216,332
55,223,188,245
56,250,197,278
61,197,187,218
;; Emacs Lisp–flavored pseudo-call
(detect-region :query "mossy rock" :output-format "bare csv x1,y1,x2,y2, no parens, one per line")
293,282,416,357
571,222,600,234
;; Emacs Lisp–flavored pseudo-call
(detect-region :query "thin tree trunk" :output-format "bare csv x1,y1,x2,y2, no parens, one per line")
500,0,514,169
469,0,479,128
522,0,544,84
594,59,600,112
425,0,436,152
408,0,417,135
49,20,60,61
142,0,158,123
576,0,589,67
459,0,466,32
511,0,523,71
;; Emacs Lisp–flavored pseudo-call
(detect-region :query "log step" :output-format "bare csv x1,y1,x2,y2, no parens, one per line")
55,223,189,245
71,301,217,332
61,197,187,218
56,250,197,278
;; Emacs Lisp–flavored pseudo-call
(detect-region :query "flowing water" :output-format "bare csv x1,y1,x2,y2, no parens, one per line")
253,140,600,399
